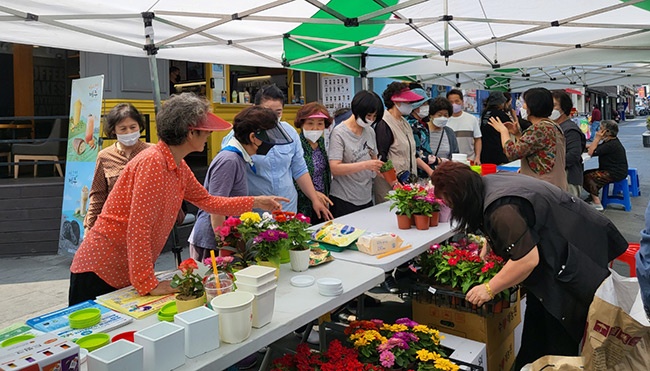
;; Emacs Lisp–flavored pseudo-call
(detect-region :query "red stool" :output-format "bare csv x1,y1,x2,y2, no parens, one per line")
609,243,640,277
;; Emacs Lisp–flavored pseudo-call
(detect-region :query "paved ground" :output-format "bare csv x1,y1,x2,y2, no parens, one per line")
1,116,648,345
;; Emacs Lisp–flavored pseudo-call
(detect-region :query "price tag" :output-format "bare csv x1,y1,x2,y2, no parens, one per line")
428,286,437,295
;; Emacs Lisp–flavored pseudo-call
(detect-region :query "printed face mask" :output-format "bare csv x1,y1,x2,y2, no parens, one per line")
432,117,448,128
417,105,430,117
549,109,561,121
116,131,140,147
303,130,323,143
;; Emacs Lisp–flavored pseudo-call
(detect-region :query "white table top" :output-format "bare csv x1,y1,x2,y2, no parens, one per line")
324,202,456,272
83,260,384,371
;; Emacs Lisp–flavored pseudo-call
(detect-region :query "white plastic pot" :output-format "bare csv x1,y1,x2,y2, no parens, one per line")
174,306,220,358
251,284,277,328
134,321,185,371
289,249,311,272
234,275,276,295
233,265,277,285
87,339,143,371
210,291,254,344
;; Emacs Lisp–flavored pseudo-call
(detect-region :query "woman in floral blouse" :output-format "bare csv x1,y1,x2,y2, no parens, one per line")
488,88,568,190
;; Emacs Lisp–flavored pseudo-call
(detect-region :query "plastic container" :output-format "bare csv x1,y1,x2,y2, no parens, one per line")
111,331,136,343
251,285,277,328
76,333,110,352
87,339,144,371
174,306,220,358
451,153,468,163
1,334,35,348
210,291,254,344
235,275,276,295
69,308,101,329
157,301,177,322
134,322,185,371
204,273,234,306
234,265,277,285
481,163,497,175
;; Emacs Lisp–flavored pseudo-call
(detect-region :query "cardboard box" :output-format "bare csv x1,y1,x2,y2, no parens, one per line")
0,334,80,371
413,292,521,370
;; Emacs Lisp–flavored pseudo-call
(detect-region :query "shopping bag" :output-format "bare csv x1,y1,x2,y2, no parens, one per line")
521,356,584,371
582,270,650,370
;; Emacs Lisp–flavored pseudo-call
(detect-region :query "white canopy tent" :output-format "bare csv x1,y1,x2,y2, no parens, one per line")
1,0,649,89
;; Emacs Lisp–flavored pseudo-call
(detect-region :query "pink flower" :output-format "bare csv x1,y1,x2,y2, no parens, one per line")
217,225,231,237
223,217,241,227
379,350,395,368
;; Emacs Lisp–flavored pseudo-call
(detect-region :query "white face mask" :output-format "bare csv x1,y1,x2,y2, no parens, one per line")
356,117,371,128
303,129,323,143
520,108,529,120
397,103,414,116
452,103,463,114
549,109,561,121
432,117,448,128
417,105,429,117
116,131,140,147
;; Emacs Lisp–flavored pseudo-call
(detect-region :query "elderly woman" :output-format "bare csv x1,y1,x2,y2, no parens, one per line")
84,104,151,233
329,90,384,217
294,102,334,224
583,120,629,211
488,87,568,190
426,97,459,170
374,82,424,202
430,161,626,369
69,93,286,305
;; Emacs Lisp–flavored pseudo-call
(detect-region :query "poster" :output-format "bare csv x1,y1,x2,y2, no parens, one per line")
322,75,353,115
58,75,104,256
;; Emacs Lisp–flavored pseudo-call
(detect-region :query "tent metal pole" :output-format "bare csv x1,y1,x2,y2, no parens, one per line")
358,0,426,23
143,12,161,114
361,53,368,90
443,0,449,51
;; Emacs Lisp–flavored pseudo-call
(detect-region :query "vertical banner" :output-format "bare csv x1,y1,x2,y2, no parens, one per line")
58,76,104,256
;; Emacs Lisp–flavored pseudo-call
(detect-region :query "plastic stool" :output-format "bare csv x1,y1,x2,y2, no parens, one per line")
609,243,640,277
628,168,640,197
601,178,632,211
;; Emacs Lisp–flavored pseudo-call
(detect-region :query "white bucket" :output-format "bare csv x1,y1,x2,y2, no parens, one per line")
210,291,254,344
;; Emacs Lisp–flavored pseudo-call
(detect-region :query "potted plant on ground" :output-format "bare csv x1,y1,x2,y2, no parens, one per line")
385,183,420,229
275,211,312,272
271,339,384,371
171,258,206,313
379,159,397,185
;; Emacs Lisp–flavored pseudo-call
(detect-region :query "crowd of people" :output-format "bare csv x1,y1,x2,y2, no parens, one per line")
69,83,639,369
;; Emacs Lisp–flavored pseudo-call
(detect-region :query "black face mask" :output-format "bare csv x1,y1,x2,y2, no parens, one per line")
175,75,181,83
256,141,275,156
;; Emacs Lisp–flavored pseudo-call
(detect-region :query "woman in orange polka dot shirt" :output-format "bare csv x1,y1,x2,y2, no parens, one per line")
69,94,287,305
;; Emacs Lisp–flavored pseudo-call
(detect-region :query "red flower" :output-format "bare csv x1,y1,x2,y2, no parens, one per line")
223,217,242,227
481,261,495,273
448,257,459,266
178,258,198,273
403,185,412,191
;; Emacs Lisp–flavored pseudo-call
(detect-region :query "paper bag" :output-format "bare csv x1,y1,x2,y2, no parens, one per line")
582,270,650,370
521,356,584,371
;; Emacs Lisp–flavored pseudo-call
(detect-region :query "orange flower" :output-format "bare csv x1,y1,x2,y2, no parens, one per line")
178,258,198,273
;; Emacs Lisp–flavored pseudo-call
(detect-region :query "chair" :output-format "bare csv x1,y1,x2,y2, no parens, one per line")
601,178,632,211
609,243,639,277
170,213,196,266
13,119,64,178
610,168,640,198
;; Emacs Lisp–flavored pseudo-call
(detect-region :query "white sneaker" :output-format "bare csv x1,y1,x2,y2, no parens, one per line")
591,203,604,211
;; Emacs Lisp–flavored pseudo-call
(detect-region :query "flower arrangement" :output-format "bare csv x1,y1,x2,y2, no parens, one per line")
273,211,312,251
415,234,507,297
345,318,459,371
249,229,289,265
385,183,425,218
170,258,204,300
271,339,384,371
412,194,440,217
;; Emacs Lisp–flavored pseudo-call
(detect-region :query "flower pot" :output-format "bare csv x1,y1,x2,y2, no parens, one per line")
210,291,255,344
289,249,311,272
279,248,291,264
411,215,416,226
174,306,220,358
251,285,277,328
413,214,429,230
396,214,411,230
381,168,397,184
256,259,280,278
429,211,440,227
439,203,452,223
134,322,185,371
175,292,206,313
87,339,144,371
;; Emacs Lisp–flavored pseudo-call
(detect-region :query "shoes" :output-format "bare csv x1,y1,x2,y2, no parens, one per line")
293,326,320,345
590,202,604,211
383,275,400,294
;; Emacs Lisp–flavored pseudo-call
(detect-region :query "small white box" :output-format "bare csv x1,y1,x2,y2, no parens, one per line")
251,285,277,328
87,339,143,371
174,306,220,358
233,265,276,285
134,321,185,371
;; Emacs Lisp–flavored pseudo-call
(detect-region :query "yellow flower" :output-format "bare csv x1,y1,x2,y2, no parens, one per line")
434,357,460,371
354,337,369,347
413,324,432,334
381,323,409,333
240,212,261,224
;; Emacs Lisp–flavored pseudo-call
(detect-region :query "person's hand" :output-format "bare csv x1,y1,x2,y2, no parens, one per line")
595,128,606,140
252,196,290,211
316,191,333,208
312,199,334,221
149,280,178,296
466,283,493,306
479,242,490,261
473,158,481,166
504,121,520,135
364,159,383,173
488,116,509,134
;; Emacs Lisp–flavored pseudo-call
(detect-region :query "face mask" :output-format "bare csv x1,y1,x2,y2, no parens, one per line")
549,109,561,121
116,131,140,147
417,105,429,117
356,117,371,128
520,108,528,120
432,117,448,128
303,130,323,143
397,103,414,116
174,75,180,83
256,141,275,156
452,103,463,114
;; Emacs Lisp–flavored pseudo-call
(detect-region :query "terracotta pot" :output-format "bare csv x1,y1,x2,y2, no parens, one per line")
175,292,206,313
413,214,429,230
396,214,411,230
381,168,397,184
429,211,440,227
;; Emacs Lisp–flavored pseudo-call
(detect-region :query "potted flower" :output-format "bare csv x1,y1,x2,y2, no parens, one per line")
271,339,384,371
275,211,312,272
385,183,420,229
170,258,206,313
379,159,397,184
249,229,289,277
412,195,434,230
345,318,459,371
